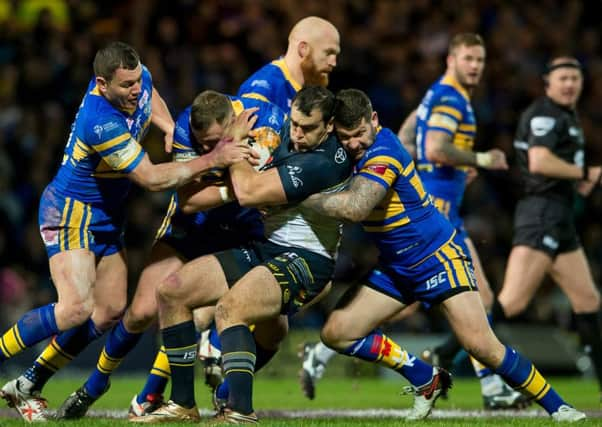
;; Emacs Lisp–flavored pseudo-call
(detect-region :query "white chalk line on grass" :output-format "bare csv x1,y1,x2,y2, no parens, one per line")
2,408,600,419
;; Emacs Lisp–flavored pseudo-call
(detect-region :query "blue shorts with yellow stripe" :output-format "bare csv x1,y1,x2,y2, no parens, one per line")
365,233,477,309
38,185,125,259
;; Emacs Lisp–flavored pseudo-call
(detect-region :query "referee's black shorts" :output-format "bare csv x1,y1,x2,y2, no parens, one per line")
512,196,580,258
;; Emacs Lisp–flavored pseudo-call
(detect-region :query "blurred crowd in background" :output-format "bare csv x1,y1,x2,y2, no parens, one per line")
1,0,602,334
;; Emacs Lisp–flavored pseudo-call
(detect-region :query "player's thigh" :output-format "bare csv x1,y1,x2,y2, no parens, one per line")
498,245,552,316
323,284,405,342
440,291,505,366
128,242,185,324
50,248,96,306
159,254,229,310
92,250,129,328
217,266,283,328
551,248,600,312
465,236,493,308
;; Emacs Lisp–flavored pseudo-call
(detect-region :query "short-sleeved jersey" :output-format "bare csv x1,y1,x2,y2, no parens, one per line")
158,96,287,245
237,58,301,112
513,96,584,205
262,122,353,259
48,66,152,207
415,75,476,223
357,127,457,266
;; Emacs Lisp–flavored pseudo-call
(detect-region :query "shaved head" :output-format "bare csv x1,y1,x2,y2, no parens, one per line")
288,16,339,46
285,16,340,87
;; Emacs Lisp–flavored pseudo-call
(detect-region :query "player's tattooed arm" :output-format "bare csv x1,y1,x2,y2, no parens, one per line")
302,176,386,222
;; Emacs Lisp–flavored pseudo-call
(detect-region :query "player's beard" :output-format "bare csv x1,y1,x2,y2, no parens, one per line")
301,55,329,87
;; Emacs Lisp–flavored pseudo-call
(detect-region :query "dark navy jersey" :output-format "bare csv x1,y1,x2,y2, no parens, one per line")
263,120,352,259
513,96,585,204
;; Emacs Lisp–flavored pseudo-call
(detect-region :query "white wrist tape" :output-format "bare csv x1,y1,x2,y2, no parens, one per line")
476,152,493,168
218,186,233,203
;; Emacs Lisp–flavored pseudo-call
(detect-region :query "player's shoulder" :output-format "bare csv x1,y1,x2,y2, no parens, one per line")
524,96,564,118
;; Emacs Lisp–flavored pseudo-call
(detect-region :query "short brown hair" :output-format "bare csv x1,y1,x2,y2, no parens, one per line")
190,90,233,133
334,89,372,130
93,41,140,81
448,33,485,55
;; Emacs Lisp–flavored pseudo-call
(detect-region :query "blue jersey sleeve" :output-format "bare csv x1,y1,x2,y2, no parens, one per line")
85,113,144,173
426,92,465,136
172,107,200,161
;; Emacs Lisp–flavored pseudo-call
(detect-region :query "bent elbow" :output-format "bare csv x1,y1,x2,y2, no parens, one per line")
425,146,446,164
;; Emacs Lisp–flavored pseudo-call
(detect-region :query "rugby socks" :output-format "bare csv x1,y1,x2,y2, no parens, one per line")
84,320,143,398
0,304,59,362
137,346,170,405
215,332,275,404
25,318,103,393
163,321,197,409
221,325,256,415
495,345,565,414
313,342,337,365
575,312,602,389
341,330,433,387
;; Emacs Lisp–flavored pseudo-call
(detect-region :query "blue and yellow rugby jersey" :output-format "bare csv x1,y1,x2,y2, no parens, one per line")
415,75,476,229
237,58,301,112
50,65,152,206
172,96,286,161
357,127,456,265
157,96,287,251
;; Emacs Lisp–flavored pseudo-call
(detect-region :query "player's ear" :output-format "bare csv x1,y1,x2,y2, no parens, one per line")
298,41,309,58
96,76,108,93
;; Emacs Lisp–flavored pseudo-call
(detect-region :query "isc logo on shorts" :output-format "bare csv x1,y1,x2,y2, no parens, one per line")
425,272,447,290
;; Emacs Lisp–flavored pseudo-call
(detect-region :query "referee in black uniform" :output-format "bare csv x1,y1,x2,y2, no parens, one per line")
492,56,602,399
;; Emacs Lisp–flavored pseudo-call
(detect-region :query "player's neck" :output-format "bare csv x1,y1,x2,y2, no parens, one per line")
283,54,305,86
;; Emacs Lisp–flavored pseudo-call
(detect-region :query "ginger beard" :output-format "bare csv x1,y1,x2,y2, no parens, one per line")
301,50,330,87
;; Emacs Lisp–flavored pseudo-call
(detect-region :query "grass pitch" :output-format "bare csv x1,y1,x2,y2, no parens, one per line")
0,376,599,426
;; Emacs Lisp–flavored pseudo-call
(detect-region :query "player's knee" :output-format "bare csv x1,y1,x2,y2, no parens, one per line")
320,315,346,349
92,304,126,331
57,297,94,328
156,272,183,305
124,308,156,333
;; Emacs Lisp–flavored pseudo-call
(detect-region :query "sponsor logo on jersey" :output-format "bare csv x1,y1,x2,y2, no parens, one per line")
334,147,347,164
250,79,271,89
366,163,388,175
286,165,304,188
530,116,556,136
138,89,149,109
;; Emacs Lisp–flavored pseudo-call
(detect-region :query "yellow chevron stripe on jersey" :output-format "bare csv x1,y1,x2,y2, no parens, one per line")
273,59,302,91
458,124,476,132
231,99,245,115
73,138,92,162
94,133,131,153
440,74,470,100
241,93,270,103
431,105,462,121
